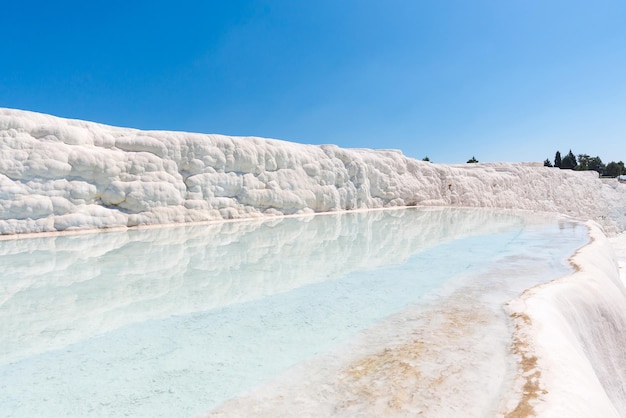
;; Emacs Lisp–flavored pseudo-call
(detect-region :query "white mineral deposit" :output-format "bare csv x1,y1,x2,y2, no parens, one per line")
1,109,626,417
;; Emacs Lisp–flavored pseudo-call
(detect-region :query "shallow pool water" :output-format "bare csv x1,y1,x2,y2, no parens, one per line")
0,208,588,417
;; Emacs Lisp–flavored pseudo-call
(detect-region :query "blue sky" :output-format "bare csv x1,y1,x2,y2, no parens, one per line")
2,1,625,163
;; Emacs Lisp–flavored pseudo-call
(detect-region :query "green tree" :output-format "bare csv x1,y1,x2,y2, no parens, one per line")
561,150,577,169
544,158,553,167
576,154,590,170
587,156,605,175
422,156,430,162
467,156,479,163
554,151,562,168
605,161,624,177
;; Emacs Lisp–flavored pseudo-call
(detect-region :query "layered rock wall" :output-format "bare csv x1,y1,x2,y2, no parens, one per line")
1,108,625,235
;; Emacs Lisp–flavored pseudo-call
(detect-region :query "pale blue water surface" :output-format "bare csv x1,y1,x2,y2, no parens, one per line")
0,208,588,417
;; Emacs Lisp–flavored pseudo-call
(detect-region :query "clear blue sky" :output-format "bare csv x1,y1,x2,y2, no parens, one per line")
2,0,625,163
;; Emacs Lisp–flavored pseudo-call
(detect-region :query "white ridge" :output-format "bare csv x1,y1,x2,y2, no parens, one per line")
2,108,626,235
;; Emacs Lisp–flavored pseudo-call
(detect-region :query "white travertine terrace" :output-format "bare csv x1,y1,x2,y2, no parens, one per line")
1,108,626,236
506,224,626,417
2,108,626,416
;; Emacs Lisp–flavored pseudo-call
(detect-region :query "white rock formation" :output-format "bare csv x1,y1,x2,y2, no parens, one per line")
2,108,626,235
507,223,626,417
3,108,626,416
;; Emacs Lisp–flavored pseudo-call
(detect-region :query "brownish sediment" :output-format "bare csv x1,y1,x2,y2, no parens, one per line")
207,293,506,417
504,312,547,418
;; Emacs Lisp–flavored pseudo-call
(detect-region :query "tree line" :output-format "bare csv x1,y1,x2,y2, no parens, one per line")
544,150,625,177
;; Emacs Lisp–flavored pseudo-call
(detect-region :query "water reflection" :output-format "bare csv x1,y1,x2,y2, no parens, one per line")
0,208,532,363
0,208,590,418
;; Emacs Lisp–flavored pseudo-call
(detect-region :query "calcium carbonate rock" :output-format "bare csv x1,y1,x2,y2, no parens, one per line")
1,108,626,235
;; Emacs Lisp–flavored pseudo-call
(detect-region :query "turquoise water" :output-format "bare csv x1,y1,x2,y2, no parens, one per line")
0,208,588,417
